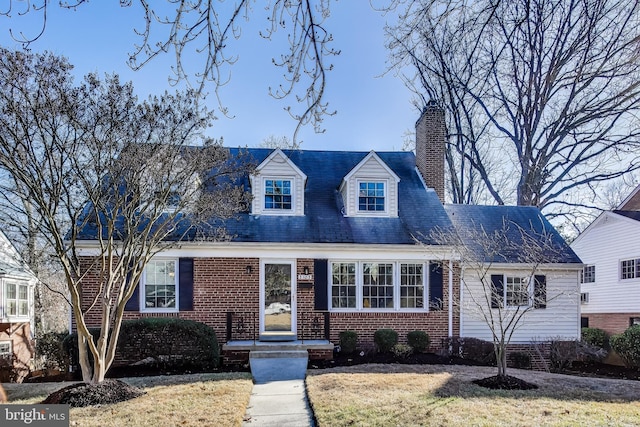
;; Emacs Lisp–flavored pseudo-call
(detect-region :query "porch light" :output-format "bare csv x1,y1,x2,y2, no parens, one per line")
303,266,310,275
246,265,253,274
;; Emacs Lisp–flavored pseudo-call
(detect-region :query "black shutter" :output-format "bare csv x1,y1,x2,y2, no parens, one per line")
429,262,443,310
491,274,503,309
534,275,546,309
124,261,139,311
314,259,328,310
179,258,194,311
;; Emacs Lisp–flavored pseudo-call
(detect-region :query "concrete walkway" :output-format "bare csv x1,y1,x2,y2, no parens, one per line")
242,351,315,426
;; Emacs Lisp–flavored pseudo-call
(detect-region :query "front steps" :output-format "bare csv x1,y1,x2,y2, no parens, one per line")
249,350,309,383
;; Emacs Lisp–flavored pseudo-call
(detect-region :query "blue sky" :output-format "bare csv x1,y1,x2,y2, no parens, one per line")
0,2,418,151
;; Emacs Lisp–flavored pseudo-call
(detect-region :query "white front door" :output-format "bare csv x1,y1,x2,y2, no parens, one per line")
260,260,296,340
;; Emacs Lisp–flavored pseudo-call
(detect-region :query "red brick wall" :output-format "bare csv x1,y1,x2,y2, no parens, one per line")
582,313,640,336
78,256,460,358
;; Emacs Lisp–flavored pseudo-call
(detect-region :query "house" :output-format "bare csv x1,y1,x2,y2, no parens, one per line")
75,105,581,365
0,230,36,382
571,184,640,335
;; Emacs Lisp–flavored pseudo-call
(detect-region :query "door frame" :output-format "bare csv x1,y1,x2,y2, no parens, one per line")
259,259,297,340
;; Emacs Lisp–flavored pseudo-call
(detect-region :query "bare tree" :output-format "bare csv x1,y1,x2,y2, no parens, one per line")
0,49,253,383
388,0,640,227
1,1,338,142
429,209,575,379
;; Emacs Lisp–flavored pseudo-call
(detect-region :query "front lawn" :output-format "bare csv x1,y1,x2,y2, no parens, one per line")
4,372,253,427
306,364,640,426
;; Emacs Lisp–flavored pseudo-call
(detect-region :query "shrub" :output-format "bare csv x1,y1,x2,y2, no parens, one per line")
508,351,531,369
391,343,413,359
407,331,430,353
581,327,608,349
35,332,70,373
610,325,640,368
549,340,578,372
374,329,398,353
339,331,358,354
443,337,496,365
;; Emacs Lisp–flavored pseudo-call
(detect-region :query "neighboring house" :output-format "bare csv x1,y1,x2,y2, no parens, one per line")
76,105,581,365
571,185,640,335
0,230,36,382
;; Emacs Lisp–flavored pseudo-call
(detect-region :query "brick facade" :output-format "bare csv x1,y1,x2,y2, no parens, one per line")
78,256,460,364
0,322,33,382
581,312,640,336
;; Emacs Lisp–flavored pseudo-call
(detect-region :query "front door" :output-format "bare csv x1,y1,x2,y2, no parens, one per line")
260,261,296,340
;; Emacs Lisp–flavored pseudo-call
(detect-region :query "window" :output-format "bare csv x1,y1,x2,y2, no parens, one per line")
630,317,640,327
358,182,385,212
506,276,529,307
0,341,11,356
580,265,595,283
581,317,589,328
264,179,292,210
621,258,640,280
143,259,177,311
5,282,29,317
331,263,356,308
330,261,429,311
400,263,424,308
580,292,589,304
362,263,394,308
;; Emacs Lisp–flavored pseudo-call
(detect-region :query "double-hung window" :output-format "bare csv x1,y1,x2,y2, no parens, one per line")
358,182,385,212
580,265,596,284
5,282,29,317
0,341,11,356
143,259,178,311
505,276,529,307
330,261,428,311
264,179,292,210
620,258,640,280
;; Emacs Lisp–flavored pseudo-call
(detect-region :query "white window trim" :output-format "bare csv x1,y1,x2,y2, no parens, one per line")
0,341,12,356
356,179,389,216
262,176,295,215
140,258,179,313
4,280,30,320
501,274,533,309
328,260,429,313
620,257,640,280
580,265,596,284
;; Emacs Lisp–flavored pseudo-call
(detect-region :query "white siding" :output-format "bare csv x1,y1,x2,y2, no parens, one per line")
460,268,580,342
571,213,640,314
340,155,399,217
251,151,305,216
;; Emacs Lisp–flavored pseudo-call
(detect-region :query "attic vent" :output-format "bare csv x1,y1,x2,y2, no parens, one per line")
580,292,589,304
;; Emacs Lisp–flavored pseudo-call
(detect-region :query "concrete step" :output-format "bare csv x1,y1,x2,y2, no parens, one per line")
249,350,309,383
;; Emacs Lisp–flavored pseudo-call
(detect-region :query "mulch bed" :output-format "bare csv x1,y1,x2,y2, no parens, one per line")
473,374,538,390
41,379,145,407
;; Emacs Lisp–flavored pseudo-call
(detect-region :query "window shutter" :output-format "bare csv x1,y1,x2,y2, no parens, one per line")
179,258,194,311
429,262,443,310
124,262,139,311
491,274,503,309
314,259,328,310
534,275,546,309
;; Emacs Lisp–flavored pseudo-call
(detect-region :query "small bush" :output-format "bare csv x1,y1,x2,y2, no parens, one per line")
374,329,398,353
610,325,640,368
407,331,430,353
508,352,531,369
444,337,496,365
391,343,413,359
35,332,70,373
581,327,608,349
339,331,358,354
549,340,578,372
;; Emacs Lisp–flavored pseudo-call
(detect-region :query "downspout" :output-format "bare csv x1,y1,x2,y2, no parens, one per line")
448,259,453,338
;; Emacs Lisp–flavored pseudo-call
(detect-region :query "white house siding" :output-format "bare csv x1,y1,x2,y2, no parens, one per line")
340,156,399,217
459,268,580,343
571,213,640,314
251,152,305,216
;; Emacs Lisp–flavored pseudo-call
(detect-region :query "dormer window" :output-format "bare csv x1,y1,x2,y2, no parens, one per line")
265,179,292,210
358,181,385,212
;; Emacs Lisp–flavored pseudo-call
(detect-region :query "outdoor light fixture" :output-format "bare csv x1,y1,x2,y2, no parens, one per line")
303,266,310,275
246,265,253,274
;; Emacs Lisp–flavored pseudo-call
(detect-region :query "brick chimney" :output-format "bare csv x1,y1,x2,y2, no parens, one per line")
415,101,446,202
